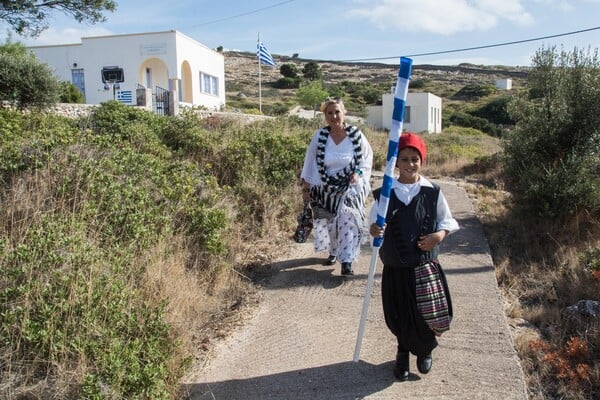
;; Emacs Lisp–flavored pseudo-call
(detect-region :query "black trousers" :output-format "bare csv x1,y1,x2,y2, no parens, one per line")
381,265,439,357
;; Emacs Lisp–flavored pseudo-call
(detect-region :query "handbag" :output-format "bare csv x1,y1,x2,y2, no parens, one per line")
293,201,313,243
414,260,452,336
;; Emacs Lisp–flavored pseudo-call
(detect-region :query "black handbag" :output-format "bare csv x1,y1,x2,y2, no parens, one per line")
293,202,313,243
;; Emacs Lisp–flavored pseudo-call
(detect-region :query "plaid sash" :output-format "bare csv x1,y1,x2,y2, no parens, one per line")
415,260,452,335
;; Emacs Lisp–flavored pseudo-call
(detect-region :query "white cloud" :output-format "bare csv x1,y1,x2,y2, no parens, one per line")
21,26,114,46
346,0,534,35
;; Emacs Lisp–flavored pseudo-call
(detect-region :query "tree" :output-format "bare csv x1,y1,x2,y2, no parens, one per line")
0,0,117,37
296,81,329,116
0,37,60,107
504,46,600,218
302,61,322,81
279,63,298,78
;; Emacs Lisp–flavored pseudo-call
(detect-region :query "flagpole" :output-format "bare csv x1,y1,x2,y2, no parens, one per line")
353,57,413,362
258,33,262,113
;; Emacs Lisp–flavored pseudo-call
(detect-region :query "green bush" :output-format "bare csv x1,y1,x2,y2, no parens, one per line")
448,111,501,136
274,77,301,89
0,47,61,108
279,63,298,78
302,61,322,81
452,84,496,100
470,96,515,126
504,46,600,218
1,215,178,399
0,109,79,181
59,81,85,103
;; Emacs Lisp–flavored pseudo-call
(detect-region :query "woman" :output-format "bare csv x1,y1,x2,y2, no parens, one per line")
369,133,459,381
300,97,373,276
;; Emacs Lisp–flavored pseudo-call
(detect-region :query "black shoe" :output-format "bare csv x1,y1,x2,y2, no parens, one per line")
324,255,337,265
417,354,432,374
341,262,354,275
394,351,409,381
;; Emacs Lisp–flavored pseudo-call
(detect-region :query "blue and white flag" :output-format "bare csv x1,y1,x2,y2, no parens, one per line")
353,56,413,363
373,57,413,247
257,42,276,66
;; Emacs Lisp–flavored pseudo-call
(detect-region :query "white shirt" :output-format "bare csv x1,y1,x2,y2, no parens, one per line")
300,128,373,186
369,176,459,233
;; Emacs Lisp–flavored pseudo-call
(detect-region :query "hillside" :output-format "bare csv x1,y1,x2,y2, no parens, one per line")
222,50,528,111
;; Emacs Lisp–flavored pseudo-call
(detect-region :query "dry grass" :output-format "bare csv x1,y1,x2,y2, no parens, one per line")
464,166,600,399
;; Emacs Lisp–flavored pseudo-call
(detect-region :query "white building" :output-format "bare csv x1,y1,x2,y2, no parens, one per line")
494,78,512,90
366,91,442,133
28,30,225,114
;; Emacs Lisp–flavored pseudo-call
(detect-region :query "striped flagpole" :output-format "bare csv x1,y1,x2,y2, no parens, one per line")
257,33,263,113
353,56,413,362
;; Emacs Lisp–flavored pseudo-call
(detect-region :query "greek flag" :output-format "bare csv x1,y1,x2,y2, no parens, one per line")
257,42,276,66
373,57,413,246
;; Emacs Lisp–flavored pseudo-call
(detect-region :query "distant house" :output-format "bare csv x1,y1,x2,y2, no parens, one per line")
367,91,442,133
28,30,225,114
494,78,512,90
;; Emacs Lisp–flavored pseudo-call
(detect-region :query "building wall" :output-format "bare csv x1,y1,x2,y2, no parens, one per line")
367,92,442,133
173,31,225,110
494,78,512,90
28,30,225,110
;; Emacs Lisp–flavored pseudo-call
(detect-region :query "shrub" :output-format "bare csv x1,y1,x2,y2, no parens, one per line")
448,111,501,136
0,46,60,108
452,84,496,100
504,46,600,218
279,63,298,78
302,61,322,81
470,96,515,126
274,77,301,89
59,81,84,103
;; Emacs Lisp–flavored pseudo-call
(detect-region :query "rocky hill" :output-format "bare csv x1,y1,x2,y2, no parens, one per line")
222,50,528,110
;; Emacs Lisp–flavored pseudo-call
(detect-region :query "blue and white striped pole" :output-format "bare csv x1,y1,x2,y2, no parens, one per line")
353,57,412,362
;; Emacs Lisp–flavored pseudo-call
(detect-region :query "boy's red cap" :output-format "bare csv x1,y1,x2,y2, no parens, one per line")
399,132,426,161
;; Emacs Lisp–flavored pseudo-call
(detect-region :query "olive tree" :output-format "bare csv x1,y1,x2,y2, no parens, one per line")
504,46,600,218
296,81,329,116
0,39,60,107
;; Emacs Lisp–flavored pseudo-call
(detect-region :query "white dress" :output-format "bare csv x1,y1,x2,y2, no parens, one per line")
300,127,373,263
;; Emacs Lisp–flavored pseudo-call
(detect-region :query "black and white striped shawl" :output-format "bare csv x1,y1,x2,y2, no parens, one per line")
310,125,368,220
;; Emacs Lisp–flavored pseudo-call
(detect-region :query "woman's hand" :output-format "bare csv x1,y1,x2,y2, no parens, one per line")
369,223,385,238
302,186,311,203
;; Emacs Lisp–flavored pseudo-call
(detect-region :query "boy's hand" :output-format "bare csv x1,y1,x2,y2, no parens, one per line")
418,230,448,251
369,223,385,238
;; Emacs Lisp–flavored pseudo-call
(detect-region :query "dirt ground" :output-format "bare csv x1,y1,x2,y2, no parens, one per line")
182,178,528,400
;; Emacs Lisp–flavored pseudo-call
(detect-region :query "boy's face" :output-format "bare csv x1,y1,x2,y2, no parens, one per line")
396,147,422,184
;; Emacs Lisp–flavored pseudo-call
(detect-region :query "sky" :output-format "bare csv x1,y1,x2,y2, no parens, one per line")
4,0,600,67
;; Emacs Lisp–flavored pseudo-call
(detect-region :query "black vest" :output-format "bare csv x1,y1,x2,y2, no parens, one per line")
373,183,440,268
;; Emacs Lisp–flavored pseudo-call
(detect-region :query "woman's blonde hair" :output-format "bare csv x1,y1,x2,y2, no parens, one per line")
319,97,346,113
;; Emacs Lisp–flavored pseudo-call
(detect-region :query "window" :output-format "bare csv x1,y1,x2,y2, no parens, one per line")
200,72,219,96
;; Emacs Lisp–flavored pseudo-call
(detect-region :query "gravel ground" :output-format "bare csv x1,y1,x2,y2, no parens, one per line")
182,179,528,400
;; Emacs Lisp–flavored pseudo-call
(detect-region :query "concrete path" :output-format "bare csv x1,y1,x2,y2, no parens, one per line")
183,180,528,399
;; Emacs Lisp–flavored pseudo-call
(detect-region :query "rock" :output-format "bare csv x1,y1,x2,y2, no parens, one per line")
564,299,600,319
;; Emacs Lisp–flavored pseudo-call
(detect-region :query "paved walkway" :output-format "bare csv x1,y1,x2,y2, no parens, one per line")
183,180,528,399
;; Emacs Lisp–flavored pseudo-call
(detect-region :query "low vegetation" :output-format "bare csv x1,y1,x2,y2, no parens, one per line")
0,42,598,399
0,103,314,398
